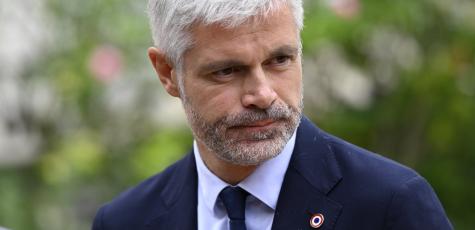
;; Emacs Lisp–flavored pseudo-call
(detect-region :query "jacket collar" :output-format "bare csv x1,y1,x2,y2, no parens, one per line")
272,116,343,229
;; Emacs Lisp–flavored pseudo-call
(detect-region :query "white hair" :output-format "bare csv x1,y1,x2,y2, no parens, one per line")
147,0,303,70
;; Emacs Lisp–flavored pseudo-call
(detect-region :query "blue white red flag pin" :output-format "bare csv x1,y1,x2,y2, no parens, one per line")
309,213,324,228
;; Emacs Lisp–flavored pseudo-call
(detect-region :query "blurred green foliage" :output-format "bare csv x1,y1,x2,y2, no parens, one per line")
0,0,473,229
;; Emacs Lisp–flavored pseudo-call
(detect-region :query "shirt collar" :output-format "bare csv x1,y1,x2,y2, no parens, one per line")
193,131,297,212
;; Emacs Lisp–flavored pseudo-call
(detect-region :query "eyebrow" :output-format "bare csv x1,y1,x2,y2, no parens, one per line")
268,45,299,58
197,45,299,74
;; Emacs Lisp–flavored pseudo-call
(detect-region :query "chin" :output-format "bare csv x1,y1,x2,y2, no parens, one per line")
217,137,286,166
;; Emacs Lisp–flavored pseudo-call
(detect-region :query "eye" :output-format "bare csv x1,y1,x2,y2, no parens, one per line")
267,55,292,66
212,67,241,78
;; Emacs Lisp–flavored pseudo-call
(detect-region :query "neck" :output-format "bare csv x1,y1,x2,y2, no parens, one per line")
197,141,257,185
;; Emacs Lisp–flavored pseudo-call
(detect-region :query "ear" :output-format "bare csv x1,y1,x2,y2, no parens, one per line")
148,47,180,97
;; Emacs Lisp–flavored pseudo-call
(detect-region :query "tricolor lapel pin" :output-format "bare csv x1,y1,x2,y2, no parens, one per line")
309,213,324,229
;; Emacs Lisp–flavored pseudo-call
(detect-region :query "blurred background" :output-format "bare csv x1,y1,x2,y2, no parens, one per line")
0,0,474,229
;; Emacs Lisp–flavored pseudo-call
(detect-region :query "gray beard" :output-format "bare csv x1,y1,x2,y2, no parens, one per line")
182,96,303,166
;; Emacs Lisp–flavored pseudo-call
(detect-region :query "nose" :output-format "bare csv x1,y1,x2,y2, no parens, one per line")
241,68,277,109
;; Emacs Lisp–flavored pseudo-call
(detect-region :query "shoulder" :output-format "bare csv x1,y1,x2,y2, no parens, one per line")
297,117,419,188
92,152,193,229
315,128,426,202
298,119,452,228
324,131,419,186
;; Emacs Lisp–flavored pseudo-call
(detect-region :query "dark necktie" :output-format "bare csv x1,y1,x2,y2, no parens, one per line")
219,186,249,230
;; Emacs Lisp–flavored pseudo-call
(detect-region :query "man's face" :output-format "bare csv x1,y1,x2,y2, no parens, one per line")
179,5,303,166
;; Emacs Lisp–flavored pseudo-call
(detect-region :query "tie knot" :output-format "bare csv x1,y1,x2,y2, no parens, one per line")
219,186,249,221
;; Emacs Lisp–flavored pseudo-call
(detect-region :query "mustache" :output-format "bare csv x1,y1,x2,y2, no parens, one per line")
219,103,295,127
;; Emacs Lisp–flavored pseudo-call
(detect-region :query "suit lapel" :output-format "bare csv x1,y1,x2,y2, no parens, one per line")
145,152,198,229
272,117,343,230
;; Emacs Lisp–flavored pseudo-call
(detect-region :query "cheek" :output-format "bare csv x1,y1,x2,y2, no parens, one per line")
187,84,242,118
274,72,302,106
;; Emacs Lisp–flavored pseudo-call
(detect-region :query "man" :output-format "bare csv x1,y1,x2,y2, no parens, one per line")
93,0,452,229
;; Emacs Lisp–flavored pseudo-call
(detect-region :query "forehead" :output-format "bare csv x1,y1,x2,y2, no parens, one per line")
183,5,299,67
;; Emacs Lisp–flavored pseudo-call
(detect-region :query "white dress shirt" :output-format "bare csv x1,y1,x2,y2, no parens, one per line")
193,131,297,230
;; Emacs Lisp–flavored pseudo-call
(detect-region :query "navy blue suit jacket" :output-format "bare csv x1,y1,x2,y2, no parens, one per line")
93,117,452,229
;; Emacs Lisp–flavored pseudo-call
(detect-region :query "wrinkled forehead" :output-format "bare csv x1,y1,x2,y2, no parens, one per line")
182,5,300,70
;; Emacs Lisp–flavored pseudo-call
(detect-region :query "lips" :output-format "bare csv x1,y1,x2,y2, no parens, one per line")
225,119,280,143
244,119,275,127
230,119,276,129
